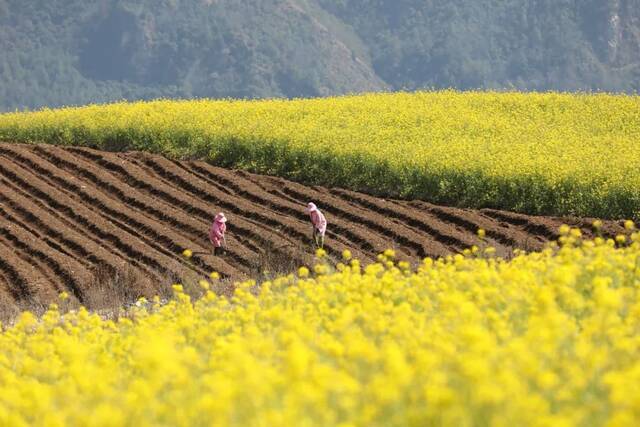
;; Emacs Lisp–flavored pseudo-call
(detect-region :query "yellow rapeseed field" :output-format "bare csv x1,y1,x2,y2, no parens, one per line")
1,230,640,426
0,91,638,219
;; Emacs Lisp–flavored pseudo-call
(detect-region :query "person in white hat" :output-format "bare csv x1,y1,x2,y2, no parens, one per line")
306,202,327,249
209,212,227,256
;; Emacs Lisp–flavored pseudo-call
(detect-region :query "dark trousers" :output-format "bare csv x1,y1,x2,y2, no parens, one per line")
313,229,325,248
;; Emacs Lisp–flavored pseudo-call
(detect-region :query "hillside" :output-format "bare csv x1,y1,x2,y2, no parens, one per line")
1,0,639,111
1,92,638,219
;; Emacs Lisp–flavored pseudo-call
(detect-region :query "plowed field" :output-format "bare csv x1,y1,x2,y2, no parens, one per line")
0,143,625,312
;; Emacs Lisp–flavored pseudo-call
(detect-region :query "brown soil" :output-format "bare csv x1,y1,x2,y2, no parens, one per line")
0,143,627,313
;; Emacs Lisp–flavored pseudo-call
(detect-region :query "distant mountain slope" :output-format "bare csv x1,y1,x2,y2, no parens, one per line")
0,0,638,111
320,0,640,92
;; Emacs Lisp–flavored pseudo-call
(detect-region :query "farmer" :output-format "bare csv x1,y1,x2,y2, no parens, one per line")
209,212,227,255
306,202,327,249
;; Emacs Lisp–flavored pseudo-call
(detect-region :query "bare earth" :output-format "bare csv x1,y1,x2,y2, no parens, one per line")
0,143,625,312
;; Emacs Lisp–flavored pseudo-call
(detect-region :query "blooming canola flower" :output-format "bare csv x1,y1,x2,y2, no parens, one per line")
0,91,638,219
0,231,640,425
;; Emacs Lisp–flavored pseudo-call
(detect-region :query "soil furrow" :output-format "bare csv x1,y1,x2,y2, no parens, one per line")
186,162,433,259
92,151,311,267
134,156,320,268
0,156,166,279
0,142,627,313
0,208,70,293
336,189,488,251
0,157,130,262
28,146,221,278
254,179,450,257
0,179,107,268
69,148,273,270
145,156,391,259
0,222,85,301
0,238,38,304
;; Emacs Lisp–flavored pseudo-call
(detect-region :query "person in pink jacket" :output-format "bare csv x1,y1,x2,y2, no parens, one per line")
209,212,227,255
306,202,327,249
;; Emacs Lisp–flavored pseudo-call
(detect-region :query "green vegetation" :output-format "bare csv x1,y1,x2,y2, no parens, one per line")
1,91,638,219
1,0,639,111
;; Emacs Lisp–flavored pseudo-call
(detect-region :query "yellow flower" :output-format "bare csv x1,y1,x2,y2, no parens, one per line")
477,228,486,238
2,90,640,424
182,249,193,258
59,291,69,301
342,249,352,261
210,271,220,280
314,264,328,275
298,266,310,278
383,249,396,259
2,91,639,220
624,220,635,231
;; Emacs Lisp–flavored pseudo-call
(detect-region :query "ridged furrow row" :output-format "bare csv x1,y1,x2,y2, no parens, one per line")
0,153,166,281
29,146,223,278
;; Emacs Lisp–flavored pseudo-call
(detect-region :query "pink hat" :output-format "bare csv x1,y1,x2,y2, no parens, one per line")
215,212,227,223
306,202,318,213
